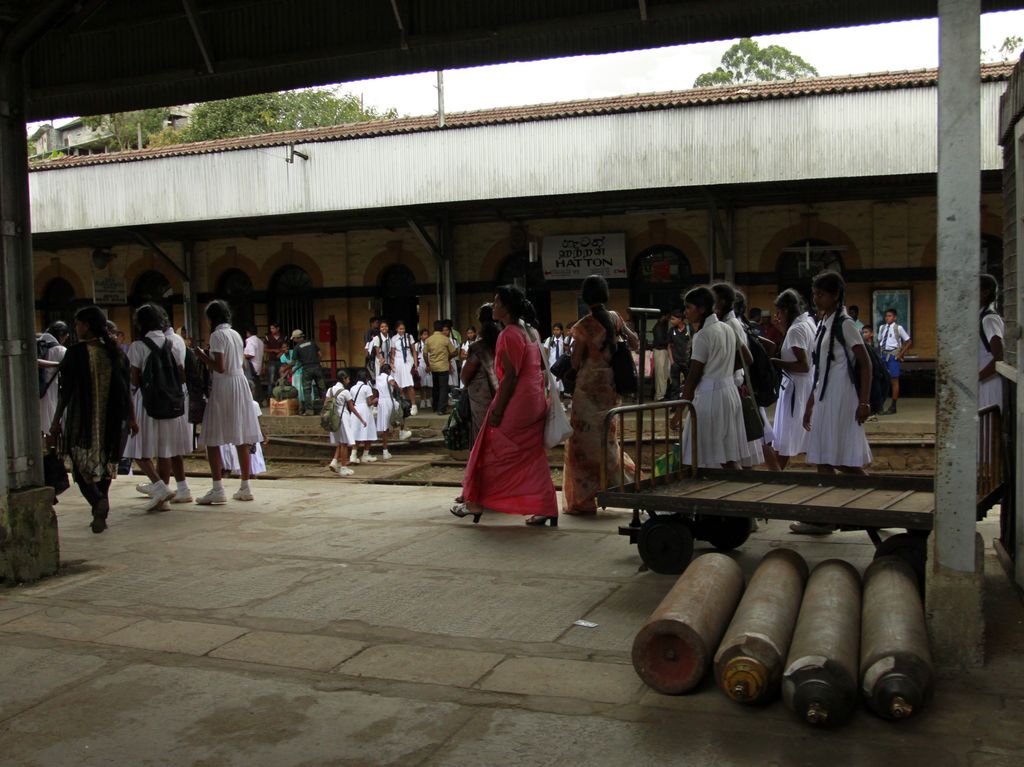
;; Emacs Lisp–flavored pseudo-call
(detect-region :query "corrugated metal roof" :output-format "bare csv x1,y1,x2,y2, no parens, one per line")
32,63,1013,172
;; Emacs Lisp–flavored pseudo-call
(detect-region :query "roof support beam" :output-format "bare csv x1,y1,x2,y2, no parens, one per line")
639,0,648,21
390,0,409,50
181,0,215,74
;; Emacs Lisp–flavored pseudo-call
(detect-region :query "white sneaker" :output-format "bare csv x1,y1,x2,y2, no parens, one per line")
382,450,392,461
362,453,378,463
195,489,228,506
135,482,155,496
399,430,413,440
410,405,418,416
337,466,354,477
233,488,254,502
329,459,339,470
170,492,193,504
350,456,360,465
145,485,174,511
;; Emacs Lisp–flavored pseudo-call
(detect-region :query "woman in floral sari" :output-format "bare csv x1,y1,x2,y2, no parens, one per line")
50,306,136,533
563,275,639,514
451,285,558,527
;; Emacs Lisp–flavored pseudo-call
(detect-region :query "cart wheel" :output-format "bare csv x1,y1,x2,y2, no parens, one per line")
637,517,694,575
697,515,753,552
873,533,928,594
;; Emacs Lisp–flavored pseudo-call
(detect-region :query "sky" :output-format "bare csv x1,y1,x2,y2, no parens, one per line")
32,10,1024,130
339,10,1024,118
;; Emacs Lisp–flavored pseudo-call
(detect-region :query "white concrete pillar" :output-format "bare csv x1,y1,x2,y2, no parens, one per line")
928,0,984,668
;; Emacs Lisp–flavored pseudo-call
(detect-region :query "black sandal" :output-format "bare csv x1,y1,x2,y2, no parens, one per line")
525,515,557,527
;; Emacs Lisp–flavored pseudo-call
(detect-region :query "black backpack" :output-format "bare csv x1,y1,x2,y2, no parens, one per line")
140,338,185,420
743,325,781,408
837,316,891,415
36,335,59,397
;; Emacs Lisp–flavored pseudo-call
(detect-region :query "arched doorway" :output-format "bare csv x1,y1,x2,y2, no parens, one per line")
269,265,313,339
217,269,255,333
777,239,845,303
630,246,692,310
380,263,419,337
498,250,551,333
40,277,78,329
130,270,173,329
981,234,1004,304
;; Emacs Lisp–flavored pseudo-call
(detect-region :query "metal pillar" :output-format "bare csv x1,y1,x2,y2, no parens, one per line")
0,37,42,496
928,0,984,667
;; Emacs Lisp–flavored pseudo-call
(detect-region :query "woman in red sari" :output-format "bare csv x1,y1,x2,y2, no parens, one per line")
451,285,558,527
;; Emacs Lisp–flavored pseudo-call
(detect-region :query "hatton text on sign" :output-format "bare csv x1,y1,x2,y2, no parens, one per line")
541,233,627,280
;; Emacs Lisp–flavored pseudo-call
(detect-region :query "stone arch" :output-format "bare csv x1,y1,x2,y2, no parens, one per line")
207,246,262,293
35,260,87,301
628,221,707,275
759,218,862,273
125,250,183,293
481,235,542,282
920,210,1003,267
362,240,432,286
262,242,324,289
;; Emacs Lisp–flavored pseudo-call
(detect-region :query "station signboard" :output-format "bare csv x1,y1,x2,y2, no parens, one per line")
541,233,627,280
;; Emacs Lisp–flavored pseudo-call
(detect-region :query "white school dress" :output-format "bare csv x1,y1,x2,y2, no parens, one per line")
374,373,397,432
416,341,432,388
347,381,378,443
165,328,194,455
39,334,66,437
390,333,416,388
806,312,873,468
772,319,815,457
448,338,459,387
126,330,189,459
326,382,352,446
544,335,569,393
681,314,747,468
371,333,392,378
979,305,1005,412
220,401,266,475
200,323,263,448
725,312,766,466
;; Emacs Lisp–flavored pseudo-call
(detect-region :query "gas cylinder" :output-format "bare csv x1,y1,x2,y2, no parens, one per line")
714,548,809,704
860,555,933,720
782,559,861,726
632,553,745,694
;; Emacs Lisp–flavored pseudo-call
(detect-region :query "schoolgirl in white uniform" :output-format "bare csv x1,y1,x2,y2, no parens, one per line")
325,370,364,476
543,324,570,394
770,289,815,469
38,322,68,439
978,274,1005,413
126,304,190,511
680,286,747,468
374,364,400,461
803,271,873,474
195,300,263,505
416,329,432,410
389,321,417,416
346,369,378,464
371,321,392,379
220,399,267,476
712,284,765,468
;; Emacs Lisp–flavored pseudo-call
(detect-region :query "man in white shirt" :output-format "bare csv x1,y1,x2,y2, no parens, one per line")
243,325,265,401
877,309,911,415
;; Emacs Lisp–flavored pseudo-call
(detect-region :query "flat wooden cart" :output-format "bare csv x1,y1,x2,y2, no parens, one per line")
597,401,1007,579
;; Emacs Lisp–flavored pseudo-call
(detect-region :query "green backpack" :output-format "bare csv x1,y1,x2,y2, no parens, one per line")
442,392,473,450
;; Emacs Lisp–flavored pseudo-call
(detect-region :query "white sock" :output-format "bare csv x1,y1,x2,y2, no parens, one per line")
176,480,190,494
239,480,251,491
153,480,168,493
329,458,339,467
212,479,224,492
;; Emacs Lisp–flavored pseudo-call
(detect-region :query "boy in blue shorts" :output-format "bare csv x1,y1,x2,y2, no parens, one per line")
877,308,911,415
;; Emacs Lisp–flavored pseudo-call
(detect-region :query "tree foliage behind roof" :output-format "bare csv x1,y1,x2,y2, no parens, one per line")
694,38,818,87
182,89,398,142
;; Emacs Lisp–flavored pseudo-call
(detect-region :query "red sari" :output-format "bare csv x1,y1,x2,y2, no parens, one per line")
462,324,557,518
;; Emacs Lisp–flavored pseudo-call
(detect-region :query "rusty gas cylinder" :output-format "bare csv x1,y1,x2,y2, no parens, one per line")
632,553,745,694
782,559,861,726
860,555,934,721
714,548,809,704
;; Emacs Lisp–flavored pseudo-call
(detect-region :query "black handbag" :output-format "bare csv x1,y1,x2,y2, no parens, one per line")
611,339,638,395
549,352,577,395
44,450,69,497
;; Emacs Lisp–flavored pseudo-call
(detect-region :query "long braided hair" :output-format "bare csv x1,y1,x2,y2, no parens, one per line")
810,271,850,401
74,306,120,362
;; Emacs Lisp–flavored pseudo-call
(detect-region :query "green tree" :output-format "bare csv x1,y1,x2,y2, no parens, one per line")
181,89,397,142
982,34,1023,62
694,38,818,87
82,107,171,151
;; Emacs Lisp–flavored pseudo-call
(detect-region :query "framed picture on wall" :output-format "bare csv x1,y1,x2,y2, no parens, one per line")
871,289,912,343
